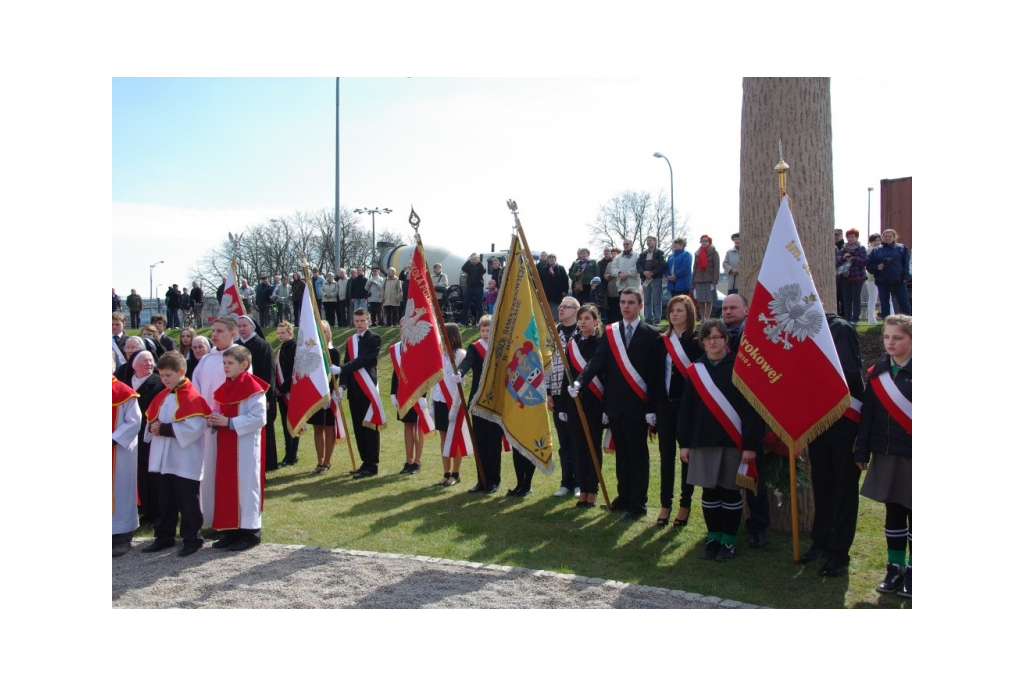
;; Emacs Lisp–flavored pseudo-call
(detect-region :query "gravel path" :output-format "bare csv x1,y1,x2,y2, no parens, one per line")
112,540,763,609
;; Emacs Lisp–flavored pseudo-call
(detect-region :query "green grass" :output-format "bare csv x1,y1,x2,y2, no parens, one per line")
136,323,909,609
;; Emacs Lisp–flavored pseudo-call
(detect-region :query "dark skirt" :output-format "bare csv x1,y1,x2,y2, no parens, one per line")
861,453,911,509
686,445,741,490
306,402,335,427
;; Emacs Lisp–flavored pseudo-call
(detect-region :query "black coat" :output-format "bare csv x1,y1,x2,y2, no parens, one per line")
855,355,911,462
678,352,764,451
574,319,661,419
539,263,569,304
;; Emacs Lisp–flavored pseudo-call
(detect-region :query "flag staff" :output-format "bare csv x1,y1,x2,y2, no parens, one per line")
506,200,611,510
775,146,801,561
302,254,356,470
408,207,485,486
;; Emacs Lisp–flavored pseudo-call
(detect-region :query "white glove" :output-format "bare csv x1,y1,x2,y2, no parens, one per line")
646,413,657,427
601,413,609,425
447,371,463,385
337,387,345,401
567,382,580,398
390,394,399,409
558,412,567,422
330,364,341,375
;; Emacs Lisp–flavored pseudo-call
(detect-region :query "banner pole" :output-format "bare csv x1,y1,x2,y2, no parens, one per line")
509,201,611,510
409,208,485,487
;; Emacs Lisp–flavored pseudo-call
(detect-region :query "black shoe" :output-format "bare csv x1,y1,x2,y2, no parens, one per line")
280,459,297,467
700,540,721,560
715,543,737,562
112,539,132,557
485,484,499,494
817,558,846,577
798,543,823,564
409,464,421,474
178,544,202,558
600,498,624,512
352,469,378,480
748,530,767,548
468,483,485,493
141,538,175,553
506,487,522,497
876,563,906,594
226,537,260,552
399,464,412,474
897,567,912,598
348,468,362,475
211,533,241,549
509,488,531,497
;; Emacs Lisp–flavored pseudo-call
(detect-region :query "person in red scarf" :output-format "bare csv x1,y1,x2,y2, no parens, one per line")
209,345,269,552
692,235,720,321
112,360,142,558
141,352,212,557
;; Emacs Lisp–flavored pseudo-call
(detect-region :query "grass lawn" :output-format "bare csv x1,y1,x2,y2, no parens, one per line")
137,323,909,609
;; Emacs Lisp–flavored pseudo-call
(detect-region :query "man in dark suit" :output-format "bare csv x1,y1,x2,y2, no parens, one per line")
341,308,383,478
112,312,129,364
570,286,661,521
237,315,278,471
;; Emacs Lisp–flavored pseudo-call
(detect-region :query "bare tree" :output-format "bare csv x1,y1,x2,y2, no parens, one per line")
739,77,835,311
588,190,686,253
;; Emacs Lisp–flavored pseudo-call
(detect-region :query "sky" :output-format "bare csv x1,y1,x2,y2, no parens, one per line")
112,77,913,299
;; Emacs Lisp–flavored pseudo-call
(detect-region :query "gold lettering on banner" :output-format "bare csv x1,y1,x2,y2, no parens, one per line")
736,337,783,385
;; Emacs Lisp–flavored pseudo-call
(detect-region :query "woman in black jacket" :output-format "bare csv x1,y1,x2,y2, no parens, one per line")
678,319,764,562
563,304,604,507
856,314,913,598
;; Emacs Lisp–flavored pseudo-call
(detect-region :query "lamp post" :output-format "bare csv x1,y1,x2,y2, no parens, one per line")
653,152,675,241
149,260,163,314
353,207,392,267
867,186,874,233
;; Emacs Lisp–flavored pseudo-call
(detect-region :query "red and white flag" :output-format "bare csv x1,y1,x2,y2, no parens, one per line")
732,197,850,450
394,246,444,416
286,268,332,437
219,259,246,320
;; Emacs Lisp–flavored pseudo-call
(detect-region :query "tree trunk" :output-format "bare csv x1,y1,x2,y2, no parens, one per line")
739,78,834,534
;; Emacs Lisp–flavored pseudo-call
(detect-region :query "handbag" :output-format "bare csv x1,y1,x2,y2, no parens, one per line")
836,260,851,277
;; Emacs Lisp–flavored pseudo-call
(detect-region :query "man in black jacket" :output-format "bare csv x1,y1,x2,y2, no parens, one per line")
800,313,864,577
638,236,666,324
165,284,183,328
570,287,661,521
238,315,278,471
460,253,486,325
255,276,274,327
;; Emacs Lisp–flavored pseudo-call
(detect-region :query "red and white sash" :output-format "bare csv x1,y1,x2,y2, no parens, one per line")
602,427,615,453
686,362,742,450
438,356,473,457
412,398,435,435
330,390,348,440
664,333,693,375
870,372,912,435
607,323,647,402
472,339,487,360
568,338,603,401
842,397,862,423
347,333,386,430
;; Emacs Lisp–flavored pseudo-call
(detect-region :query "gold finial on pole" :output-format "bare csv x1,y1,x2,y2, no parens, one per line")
774,140,789,200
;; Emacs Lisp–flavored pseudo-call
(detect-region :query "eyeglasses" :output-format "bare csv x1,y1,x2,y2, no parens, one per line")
703,335,726,343
700,239,710,244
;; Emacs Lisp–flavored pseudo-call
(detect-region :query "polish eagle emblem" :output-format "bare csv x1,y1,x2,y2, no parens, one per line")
399,299,433,347
294,338,326,380
757,283,823,350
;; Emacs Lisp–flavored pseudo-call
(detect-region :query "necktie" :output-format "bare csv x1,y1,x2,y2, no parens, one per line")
624,323,633,348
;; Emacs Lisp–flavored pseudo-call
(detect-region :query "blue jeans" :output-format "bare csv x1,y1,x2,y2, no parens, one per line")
643,278,663,324
461,286,483,324
876,282,911,317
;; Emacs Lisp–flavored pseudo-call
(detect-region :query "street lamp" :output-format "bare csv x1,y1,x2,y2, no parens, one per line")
867,187,874,233
653,152,675,241
149,260,164,313
353,207,392,267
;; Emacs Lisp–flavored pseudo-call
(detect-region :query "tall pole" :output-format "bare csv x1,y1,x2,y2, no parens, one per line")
867,186,874,233
353,207,392,268
149,260,163,314
653,152,675,241
334,78,341,270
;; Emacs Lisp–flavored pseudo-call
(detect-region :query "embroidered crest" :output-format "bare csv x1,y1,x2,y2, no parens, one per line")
505,340,545,408
399,299,433,347
757,283,823,350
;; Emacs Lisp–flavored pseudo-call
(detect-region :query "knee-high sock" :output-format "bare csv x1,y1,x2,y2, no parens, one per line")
884,502,910,566
720,488,745,542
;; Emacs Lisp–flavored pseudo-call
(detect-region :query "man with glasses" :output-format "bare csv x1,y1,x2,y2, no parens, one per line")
548,297,580,498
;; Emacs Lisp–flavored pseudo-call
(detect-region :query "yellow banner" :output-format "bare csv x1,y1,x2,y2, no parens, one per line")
470,236,555,473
